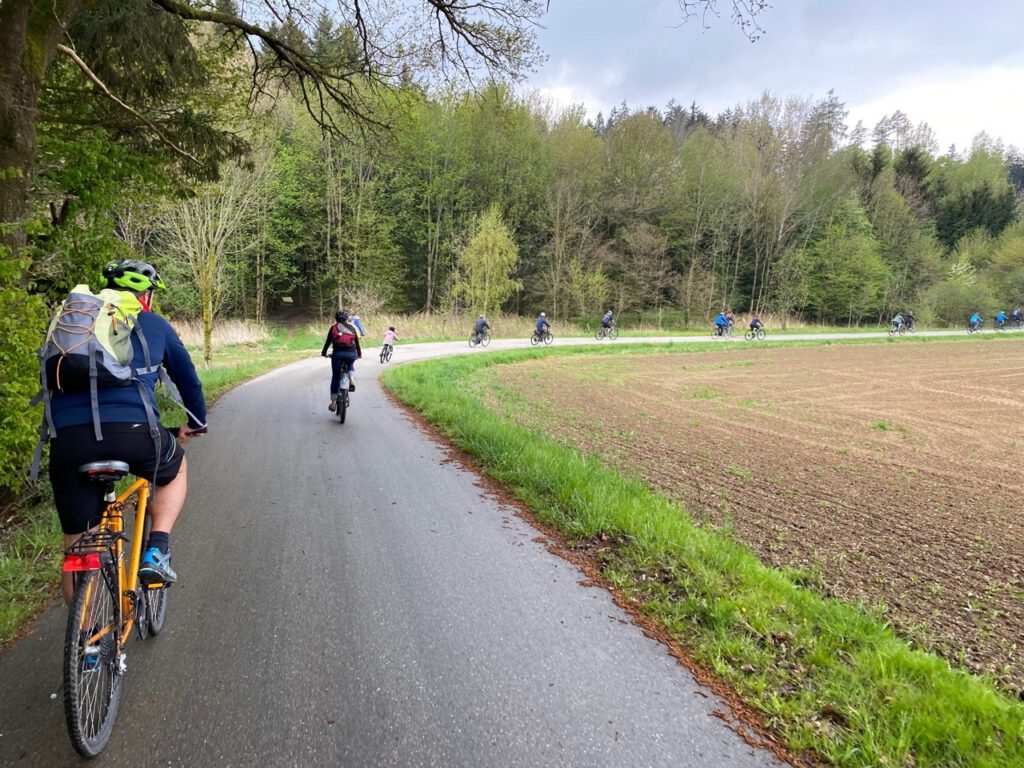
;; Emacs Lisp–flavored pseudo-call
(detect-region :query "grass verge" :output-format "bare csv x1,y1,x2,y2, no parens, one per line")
381,342,1024,768
0,324,319,647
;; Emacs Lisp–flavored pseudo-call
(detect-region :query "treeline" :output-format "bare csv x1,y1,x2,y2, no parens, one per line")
159,79,1024,334
3,6,1024,496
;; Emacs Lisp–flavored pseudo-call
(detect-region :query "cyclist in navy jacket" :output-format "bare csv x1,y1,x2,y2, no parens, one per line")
48,259,207,601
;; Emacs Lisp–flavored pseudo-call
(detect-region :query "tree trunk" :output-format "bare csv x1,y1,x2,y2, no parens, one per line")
0,1,86,259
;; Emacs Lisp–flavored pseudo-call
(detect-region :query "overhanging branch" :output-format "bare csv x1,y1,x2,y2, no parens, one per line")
56,44,201,164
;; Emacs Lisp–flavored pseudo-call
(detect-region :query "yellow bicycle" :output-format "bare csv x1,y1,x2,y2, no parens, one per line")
62,460,169,757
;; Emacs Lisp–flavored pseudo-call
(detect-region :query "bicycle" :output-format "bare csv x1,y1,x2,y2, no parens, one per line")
379,344,393,363
468,330,491,348
711,325,729,340
595,325,619,340
967,321,983,334
744,327,767,341
336,362,353,423
62,461,169,757
530,328,553,345
888,323,907,336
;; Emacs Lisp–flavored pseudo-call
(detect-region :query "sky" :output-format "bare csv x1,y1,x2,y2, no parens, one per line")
523,0,1024,153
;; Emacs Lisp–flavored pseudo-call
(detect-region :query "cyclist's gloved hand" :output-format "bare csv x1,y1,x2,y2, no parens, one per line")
179,423,208,439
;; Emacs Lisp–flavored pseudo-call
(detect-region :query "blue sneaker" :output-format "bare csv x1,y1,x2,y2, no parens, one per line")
139,547,177,585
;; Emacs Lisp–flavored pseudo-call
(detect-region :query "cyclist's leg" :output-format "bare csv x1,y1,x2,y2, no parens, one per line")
330,354,343,404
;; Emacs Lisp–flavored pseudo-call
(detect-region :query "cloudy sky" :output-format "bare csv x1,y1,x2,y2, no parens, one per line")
524,0,1024,153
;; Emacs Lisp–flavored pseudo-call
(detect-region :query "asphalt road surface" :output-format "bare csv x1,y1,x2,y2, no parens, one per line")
10,327,989,766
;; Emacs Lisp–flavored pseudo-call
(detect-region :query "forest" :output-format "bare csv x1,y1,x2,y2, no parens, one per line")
1,1,1022,496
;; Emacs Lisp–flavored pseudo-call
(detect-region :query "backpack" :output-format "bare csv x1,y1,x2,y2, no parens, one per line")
331,322,357,347
30,285,162,479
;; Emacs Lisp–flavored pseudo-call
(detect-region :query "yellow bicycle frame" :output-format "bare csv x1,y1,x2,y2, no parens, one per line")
99,478,151,641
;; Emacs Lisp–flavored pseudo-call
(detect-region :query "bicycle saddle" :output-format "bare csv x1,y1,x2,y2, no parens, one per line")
78,460,130,482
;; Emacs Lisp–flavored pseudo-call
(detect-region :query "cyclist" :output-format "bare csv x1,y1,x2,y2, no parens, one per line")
891,312,904,332
725,310,735,334
749,313,764,331
714,311,728,337
322,310,362,410
1012,307,1023,326
473,314,490,343
381,325,399,354
601,309,614,332
969,311,982,331
351,314,366,337
995,310,1007,329
904,310,916,331
47,259,207,601
535,311,550,337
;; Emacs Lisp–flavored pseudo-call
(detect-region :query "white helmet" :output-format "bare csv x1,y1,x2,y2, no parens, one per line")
540,312,546,317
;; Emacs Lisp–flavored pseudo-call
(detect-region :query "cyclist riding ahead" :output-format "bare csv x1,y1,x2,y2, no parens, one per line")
473,314,490,343
44,259,207,602
749,313,764,331
601,309,614,331
322,310,362,410
969,310,982,332
995,309,1007,329
891,312,904,333
714,311,728,337
536,311,550,337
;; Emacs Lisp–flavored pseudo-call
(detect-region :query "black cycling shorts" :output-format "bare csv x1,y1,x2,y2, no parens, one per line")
49,422,185,534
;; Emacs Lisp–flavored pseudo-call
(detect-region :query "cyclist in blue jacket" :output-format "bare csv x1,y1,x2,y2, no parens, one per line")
47,259,207,599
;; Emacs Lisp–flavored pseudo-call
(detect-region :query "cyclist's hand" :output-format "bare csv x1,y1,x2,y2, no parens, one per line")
179,423,207,441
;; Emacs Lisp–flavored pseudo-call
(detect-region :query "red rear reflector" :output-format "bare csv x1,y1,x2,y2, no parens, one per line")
63,553,100,572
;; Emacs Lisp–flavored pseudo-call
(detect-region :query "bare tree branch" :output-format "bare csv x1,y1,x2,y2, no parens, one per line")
56,44,201,164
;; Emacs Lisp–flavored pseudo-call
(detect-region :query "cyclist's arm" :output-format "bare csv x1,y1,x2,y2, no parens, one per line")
322,330,333,356
160,318,208,429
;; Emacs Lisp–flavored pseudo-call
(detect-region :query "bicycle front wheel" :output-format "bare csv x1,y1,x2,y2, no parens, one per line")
609,327,619,340
543,332,553,345
64,568,123,758
481,332,490,347
756,328,766,340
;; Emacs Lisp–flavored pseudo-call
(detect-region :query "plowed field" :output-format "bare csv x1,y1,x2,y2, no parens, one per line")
489,340,1024,691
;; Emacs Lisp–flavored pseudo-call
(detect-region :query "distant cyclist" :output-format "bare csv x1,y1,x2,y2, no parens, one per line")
995,310,1007,329
381,325,399,351
714,311,728,337
969,311,982,331
473,314,490,342
891,312,904,332
322,310,362,410
749,313,764,331
351,314,366,337
1012,307,1023,327
535,312,550,336
601,310,614,330
904,310,915,331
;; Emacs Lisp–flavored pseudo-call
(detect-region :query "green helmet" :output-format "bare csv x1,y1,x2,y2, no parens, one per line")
102,259,166,292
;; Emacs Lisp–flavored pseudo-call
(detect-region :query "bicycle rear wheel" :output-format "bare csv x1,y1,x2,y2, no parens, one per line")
64,568,123,758
595,328,605,340
469,334,478,348
530,334,539,346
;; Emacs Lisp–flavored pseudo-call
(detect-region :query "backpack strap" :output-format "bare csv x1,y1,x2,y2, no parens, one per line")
87,335,103,442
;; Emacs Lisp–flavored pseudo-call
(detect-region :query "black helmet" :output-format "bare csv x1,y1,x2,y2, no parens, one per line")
103,258,165,292
335,310,349,323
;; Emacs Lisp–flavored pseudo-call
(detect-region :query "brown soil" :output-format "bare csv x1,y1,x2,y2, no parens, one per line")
489,341,1024,693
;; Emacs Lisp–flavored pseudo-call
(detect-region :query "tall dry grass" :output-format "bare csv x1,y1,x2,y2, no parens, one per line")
172,319,272,348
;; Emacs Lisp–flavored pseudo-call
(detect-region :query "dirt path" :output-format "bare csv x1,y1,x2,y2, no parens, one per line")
488,341,1024,692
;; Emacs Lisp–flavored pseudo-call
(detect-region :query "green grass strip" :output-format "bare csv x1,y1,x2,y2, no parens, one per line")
382,344,1024,768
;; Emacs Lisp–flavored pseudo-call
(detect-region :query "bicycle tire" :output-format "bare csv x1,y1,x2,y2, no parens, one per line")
64,568,123,758
338,390,348,424
137,513,167,638
481,332,490,347
595,328,604,340
386,347,393,361
756,328,766,340
744,330,754,341
469,334,478,348
530,333,539,346
380,348,388,362
543,332,553,345
608,327,619,340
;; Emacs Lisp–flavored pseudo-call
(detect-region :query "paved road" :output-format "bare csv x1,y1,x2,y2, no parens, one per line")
5,326,995,766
